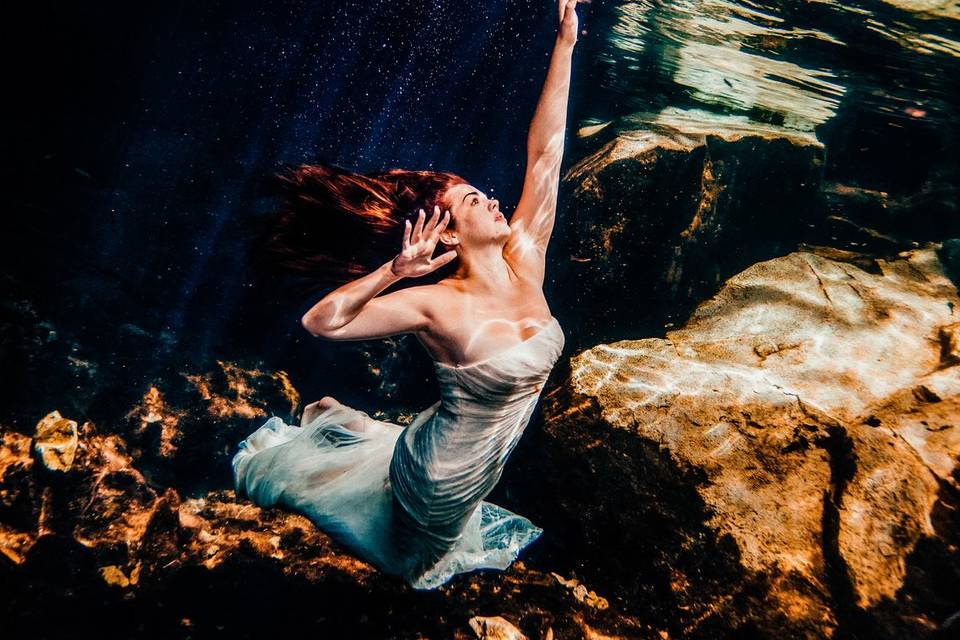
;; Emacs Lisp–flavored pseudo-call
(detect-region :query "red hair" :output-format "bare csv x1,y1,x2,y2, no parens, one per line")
245,161,467,298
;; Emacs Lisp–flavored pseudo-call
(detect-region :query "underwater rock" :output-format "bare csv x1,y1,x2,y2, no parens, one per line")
536,245,959,638
556,108,827,341
32,410,78,472
121,359,300,493
551,572,609,610
0,432,39,564
468,615,527,640
556,106,958,348
0,415,650,639
821,177,960,251
4,416,177,575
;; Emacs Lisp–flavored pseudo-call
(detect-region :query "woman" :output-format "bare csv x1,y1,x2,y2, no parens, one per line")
233,0,582,590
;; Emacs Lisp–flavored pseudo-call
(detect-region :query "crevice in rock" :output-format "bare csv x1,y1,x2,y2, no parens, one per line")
817,425,882,639
502,392,794,639
803,257,834,307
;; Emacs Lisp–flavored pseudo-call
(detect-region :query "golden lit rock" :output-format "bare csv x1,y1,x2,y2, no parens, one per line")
543,246,959,636
468,615,527,640
125,385,184,458
183,360,297,420
32,410,79,471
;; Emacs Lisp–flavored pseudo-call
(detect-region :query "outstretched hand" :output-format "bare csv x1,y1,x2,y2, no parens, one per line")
558,0,587,45
391,205,457,278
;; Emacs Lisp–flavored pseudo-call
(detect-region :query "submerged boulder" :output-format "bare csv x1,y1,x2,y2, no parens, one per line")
555,108,827,342
553,108,957,349
529,245,959,638
32,410,79,472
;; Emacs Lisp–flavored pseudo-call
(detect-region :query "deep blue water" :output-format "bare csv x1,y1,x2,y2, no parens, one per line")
3,0,958,421
5,0,597,386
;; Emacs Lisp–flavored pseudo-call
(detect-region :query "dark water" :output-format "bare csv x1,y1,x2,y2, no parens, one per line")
3,0,958,445
2,2,959,638
4,0,574,424
589,0,959,189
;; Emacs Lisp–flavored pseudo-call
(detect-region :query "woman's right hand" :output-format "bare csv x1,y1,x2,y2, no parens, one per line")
390,205,457,278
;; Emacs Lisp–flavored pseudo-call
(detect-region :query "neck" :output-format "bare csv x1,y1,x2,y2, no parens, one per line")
449,243,514,292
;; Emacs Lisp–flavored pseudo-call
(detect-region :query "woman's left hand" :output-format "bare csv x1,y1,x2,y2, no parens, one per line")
558,0,586,46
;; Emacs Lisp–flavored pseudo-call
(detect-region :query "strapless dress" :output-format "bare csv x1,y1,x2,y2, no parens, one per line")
232,316,565,589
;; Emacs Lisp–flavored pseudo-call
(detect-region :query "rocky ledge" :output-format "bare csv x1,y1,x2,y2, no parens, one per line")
553,109,958,347
515,244,959,639
1,397,641,639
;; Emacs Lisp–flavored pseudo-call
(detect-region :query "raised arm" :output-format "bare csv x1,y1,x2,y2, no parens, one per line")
503,0,581,285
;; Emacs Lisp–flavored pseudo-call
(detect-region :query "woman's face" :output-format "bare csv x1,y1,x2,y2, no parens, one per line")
440,183,511,250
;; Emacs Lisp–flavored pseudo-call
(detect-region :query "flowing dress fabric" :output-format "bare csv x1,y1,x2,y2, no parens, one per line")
232,317,565,590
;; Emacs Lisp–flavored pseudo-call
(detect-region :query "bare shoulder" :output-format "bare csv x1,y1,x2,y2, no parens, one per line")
397,280,465,329
418,280,464,322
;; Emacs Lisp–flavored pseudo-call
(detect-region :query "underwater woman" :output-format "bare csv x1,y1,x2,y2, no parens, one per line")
233,0,583,590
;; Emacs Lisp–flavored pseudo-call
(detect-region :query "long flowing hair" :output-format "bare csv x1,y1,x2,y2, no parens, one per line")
245,161,467,301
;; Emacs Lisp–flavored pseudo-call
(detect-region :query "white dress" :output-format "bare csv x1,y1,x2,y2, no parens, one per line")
232,316,565,589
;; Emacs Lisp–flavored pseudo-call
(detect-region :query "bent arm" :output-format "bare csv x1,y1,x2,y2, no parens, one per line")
503,35,575,284
301,260,428,340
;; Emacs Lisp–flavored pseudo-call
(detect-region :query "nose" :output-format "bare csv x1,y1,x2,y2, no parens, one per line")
489,198,499,211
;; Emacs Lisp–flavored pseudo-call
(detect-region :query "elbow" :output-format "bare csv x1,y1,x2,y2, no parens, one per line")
301,312,329,338
527,135,565,163
527,146,564,172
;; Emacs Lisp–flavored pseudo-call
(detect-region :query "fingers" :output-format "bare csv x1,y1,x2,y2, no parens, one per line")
431,207,451,238
560,0,578,23
402,218,411,250
409,206,451,248
433,250,458,268
412,208,426,243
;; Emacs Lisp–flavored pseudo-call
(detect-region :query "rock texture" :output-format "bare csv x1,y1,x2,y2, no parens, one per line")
0,406,648,640
555,109,828,342
553,109,958,351
527,245,959,638
120,359,301,493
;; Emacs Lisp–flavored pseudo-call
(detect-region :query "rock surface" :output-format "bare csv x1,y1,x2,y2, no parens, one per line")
0,407,648,640
553,107,958,352
32,410,79,472
120,359,301,494
525,245,959,638
555,109,828,343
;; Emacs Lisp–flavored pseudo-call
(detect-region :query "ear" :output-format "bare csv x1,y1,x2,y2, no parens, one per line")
439,228,459,249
